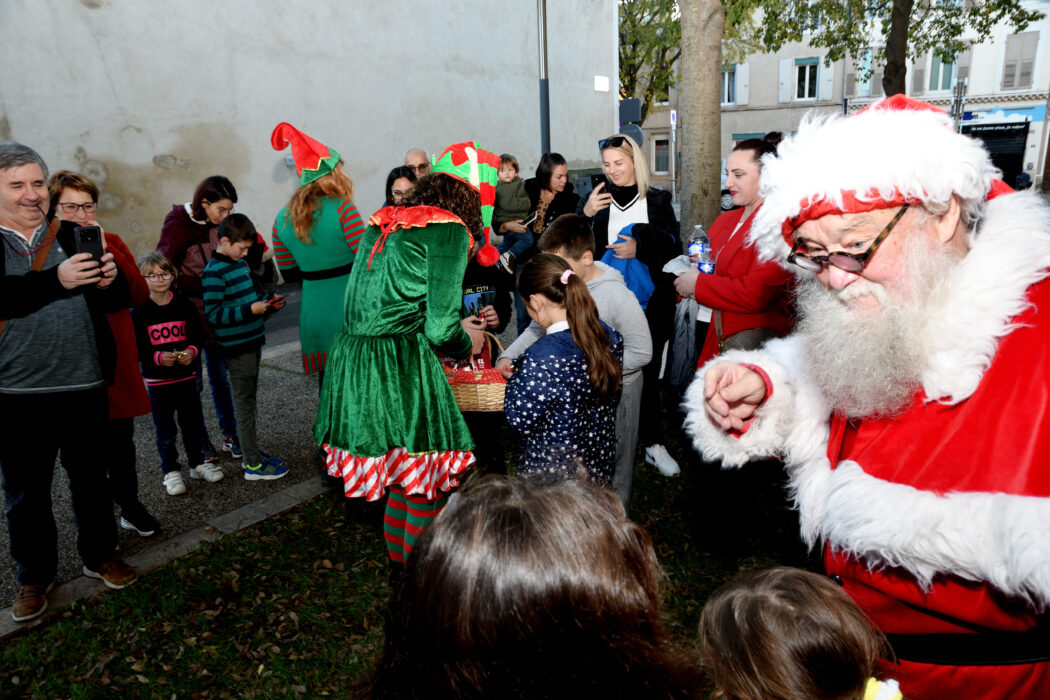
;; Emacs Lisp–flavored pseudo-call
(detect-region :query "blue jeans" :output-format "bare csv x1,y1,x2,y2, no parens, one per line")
148,380,206,473
197,343,237,440
498,231,534,259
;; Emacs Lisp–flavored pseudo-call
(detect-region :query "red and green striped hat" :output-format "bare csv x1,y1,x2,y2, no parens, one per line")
432,141,501,267
271,122,341,186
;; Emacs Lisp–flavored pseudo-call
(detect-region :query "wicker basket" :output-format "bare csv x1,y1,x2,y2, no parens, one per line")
444,332,507,412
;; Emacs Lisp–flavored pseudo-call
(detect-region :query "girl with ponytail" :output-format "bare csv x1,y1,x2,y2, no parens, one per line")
505,253,623,485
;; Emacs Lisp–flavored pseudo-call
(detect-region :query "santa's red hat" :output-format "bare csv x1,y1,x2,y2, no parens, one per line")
750,94,1009,264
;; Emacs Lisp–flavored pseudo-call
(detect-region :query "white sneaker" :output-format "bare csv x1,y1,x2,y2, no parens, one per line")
645,444,680,477
190,463,225,483
163,471,187,496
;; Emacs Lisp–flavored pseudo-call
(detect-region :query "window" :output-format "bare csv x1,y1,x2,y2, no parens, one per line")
722,65,736,104
795,58,818,100
653,138,670,175
1002,31,1038,90
845,49,882,98
929,53,955,91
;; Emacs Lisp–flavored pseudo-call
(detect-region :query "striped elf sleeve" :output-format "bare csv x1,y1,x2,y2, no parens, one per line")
339,200,365,254
271,224,297,270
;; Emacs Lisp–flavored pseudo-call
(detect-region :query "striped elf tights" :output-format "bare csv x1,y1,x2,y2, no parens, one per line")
383,486,448,563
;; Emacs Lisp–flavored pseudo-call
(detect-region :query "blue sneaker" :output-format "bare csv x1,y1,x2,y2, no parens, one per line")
202,441,220,464
258,451,288,469
222,434,243,459
244,461,289,481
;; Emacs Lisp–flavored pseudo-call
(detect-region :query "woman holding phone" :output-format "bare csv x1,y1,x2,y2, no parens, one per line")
48,170,160,536
579,133,682,478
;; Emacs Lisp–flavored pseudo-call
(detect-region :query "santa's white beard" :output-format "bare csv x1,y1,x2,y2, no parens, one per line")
795,238,962,419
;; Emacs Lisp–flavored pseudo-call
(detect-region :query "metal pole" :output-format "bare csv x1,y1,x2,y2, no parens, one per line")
537,0,551,154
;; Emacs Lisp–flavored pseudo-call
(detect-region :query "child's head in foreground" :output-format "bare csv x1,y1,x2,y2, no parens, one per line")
699,567,893,700
372,475,702,699
498,153,519,183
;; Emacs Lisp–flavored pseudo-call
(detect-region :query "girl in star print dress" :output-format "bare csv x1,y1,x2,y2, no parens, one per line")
505,253,623,485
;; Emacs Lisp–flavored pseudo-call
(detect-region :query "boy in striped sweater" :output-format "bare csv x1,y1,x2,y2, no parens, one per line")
202,213,290,481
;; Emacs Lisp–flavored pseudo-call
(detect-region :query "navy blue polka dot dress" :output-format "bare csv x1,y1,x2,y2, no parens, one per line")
504,321,623,485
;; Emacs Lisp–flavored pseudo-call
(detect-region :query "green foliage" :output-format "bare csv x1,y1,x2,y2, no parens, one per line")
731,0,1043,78
619,0,682,121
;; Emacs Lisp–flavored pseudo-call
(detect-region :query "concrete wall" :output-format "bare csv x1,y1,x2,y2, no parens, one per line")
0,0,617,256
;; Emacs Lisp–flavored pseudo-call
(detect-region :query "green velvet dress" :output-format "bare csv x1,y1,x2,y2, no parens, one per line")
312,206,476,501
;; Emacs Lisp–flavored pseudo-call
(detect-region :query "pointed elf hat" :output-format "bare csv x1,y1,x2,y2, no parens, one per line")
431,141,501,266
749,94,1008,264
271,122,342,186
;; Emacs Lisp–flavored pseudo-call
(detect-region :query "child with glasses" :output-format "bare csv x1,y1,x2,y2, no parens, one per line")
132,252,218,495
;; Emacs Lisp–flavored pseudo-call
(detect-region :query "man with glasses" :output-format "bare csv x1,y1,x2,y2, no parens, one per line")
0,143,137,622
683,96,1050,700
404,147,431,178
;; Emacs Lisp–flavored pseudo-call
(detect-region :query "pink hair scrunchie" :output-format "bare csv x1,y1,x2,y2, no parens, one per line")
560,269,575,285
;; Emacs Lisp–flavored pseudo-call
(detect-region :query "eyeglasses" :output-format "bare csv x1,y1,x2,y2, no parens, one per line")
146,272,173,281
58,202,97,214
205,201,233,215
407,163,429,174
599,136,627,150
787,204,910,273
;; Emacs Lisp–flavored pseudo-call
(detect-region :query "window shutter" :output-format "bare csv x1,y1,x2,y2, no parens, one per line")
779,58,792,102
870,70,884,96
956,49,972,83
845,72,856,97
818,61,835,100
912,55,926,95
736,63,749,105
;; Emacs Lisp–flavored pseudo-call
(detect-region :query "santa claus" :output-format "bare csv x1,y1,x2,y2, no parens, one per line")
683,95,1050,700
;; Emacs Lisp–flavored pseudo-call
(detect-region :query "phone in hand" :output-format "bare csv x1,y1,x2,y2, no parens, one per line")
521,210,538,228
590,173,607,191
74,225,104,264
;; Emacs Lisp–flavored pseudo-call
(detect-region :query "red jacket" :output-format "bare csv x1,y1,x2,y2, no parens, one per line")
104,232,151,419
693,206,793,365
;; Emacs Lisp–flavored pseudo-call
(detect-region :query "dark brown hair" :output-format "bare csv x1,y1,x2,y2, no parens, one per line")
384,165,417,206
217,212,256,245
372,476,702,699
534,152,567,192
404,172,483,240
499,153,519,173
47,170,99,218
517,253,621,401
191,175,238,221
733,131,784,166
698,568,892,700
538,213,596,260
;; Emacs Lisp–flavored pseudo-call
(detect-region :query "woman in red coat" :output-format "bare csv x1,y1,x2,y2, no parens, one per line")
674,134,794,366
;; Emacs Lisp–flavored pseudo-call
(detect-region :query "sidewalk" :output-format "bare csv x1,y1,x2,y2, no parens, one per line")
0,339,324,637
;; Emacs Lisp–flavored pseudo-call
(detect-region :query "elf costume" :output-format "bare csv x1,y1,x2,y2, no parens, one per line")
312,141,500,563
270,122,365,375
683,96,1050,700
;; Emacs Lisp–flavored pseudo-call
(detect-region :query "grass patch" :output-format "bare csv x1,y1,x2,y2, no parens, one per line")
1,392,817,697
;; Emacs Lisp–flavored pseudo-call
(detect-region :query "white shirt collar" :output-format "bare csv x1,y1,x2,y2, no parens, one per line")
545,320,569,335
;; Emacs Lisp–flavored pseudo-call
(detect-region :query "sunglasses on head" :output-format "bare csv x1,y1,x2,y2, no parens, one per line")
599,136,627,150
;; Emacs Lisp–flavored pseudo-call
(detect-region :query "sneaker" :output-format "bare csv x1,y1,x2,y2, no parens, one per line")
83,558,136,589
11,582,54,622
202,441,219,464
499,251,515,271
163,471,187,496
645,443,681,477
222,434,243,458
189,463,225,483
258,451,289,469
244,461,289,481
119,508,159,537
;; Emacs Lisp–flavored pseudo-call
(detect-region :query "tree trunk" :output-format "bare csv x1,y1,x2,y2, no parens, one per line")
883,0,914,97
678,0,724,238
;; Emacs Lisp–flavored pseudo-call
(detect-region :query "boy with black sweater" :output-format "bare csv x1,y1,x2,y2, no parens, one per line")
202,214,289,481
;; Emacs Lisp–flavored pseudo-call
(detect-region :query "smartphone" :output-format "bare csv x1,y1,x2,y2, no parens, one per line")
521,210,538,228
590,173,607,191
74,225,104,264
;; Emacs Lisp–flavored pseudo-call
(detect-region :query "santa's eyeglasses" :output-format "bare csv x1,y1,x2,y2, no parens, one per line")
787,203,910,273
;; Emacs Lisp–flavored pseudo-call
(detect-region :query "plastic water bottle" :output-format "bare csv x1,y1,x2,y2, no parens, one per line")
688,225,715,274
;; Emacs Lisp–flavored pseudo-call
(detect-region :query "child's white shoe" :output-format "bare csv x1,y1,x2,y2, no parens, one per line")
163,471,187,496
645,444,680,477
190,463,225,483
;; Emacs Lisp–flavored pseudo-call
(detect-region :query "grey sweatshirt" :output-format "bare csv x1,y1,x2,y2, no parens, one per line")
500,261,652,380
